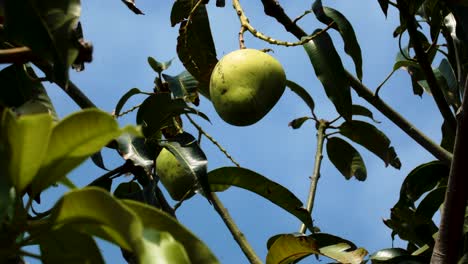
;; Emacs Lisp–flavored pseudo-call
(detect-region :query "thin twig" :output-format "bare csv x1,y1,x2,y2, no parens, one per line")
185,114,241,167
375,69,397,96
292,10,312,24
233,0,334,47
211,193,262,264
258,0,453,164
299,120,327,234
238,26,247,49
115,103,142,118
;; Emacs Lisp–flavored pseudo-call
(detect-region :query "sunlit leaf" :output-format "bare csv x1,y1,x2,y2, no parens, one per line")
139,230,190,264
117,134,155,174
339,120,401,169
303,31,351,120
148,57,173,74
326,137,367,181
207,167,314,231
286,80,315,114
163,71,198,99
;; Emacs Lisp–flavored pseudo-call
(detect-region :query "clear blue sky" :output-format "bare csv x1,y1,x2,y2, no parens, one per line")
26,0,444,263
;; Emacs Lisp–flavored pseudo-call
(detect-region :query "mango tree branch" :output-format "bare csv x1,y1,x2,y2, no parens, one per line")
403,11,457,132
0,47,36,64
258,0,453,164
430,77,468,264
299,120,327,234
211,193,262,264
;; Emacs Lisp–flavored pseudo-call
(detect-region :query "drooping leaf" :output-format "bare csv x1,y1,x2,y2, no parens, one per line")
39,227,104,264
312,2,363,80
114,88,144,117
415,186,446,219
31,109,137,194
396,161,449,208
207,167,314,231
303,30,352,120
289,117,311,129
175,2,218,99
123,200,220,264
121,0,144,15
352,104,380,123
326,137,367,181
1,110,53,193
377,0,389,16
266,233,367,264
0,64,57,119
136,93,209,138
148,57,173,74
163,71,199,100
159,132,211,201
286,80,315,114
91,151,109,171
114,181,142,199
117,134,156,174
437,59,461,108
4,0,81,87
339,120,401,169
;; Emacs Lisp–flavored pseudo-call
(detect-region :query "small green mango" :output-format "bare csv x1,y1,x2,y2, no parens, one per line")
155,148,195,201
209,49,286,126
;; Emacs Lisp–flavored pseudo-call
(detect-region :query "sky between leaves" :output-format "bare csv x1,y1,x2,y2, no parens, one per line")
25,0,444,263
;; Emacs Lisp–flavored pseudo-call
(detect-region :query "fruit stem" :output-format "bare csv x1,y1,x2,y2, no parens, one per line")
211,193,263,264
299,119,327,234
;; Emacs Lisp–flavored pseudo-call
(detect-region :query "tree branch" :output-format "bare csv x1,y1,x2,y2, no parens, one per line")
258,0,453,164
430,77,468,264
0,47,37,64
299,120,326,234
211,193,262,264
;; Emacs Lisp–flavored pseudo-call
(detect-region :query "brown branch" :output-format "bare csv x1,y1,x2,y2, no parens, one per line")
430,77,468,264
0,47,37,64
258,0,453,165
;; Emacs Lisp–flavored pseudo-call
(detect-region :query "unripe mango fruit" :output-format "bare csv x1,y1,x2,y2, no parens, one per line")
156,148,195,201
209,49,286,126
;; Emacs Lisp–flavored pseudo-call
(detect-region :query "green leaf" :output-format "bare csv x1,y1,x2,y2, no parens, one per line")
136,93,209,138
352,104,380,123
437,59,461,109
159,132,211,200
397,161,449,208
114,88,144,117
1,110,53,193
4,0,81,87
415,186,446,219
377,0,389,16
117,180,161,207
207,167,314,232
286,80,315,114
114,181,142,199
339,120,401,169
369,248,431,263
312,3,363,80
31,109,127,194
0,64,57,119
288,117,311,129
117,134,156,174
139,230,190,264
303,30,352,120
123,200,220,264
176,2,218,99
148,57,173,73
266,233,367,264
163,71,199,99
39,227,104,264
326,137,367,181
121,0,144,15
91,151,109,171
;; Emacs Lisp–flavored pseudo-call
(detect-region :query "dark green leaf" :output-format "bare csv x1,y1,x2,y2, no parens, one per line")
438,59,461,108
352,104,380,123
39,227,104,264
88,176,113,192
312,3,363,80
163,71,198,99
207,167,314,232
91,152,109,171
176,3,218,99
148,57,173,74
303,30,352,120
123,200,220,264
4,0,81,87
114,182,142,199
289,117,311,129
397,161,449,208
441,119,456,152
136,93,209,138
286,80,315,114
114,88,143,117
0,64,57,119
339,120,400,169
117,134,156,174
116,180,161,207
121,0,144,15
378,0,389,16
1,110,53,193
32,109,137,194
326,137,367,181
159,132,211,200
415,187,446,219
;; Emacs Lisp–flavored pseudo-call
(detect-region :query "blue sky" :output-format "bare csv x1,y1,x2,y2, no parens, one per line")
26,0,444,263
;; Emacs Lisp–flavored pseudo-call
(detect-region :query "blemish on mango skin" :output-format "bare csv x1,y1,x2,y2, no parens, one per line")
209,49,286,126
